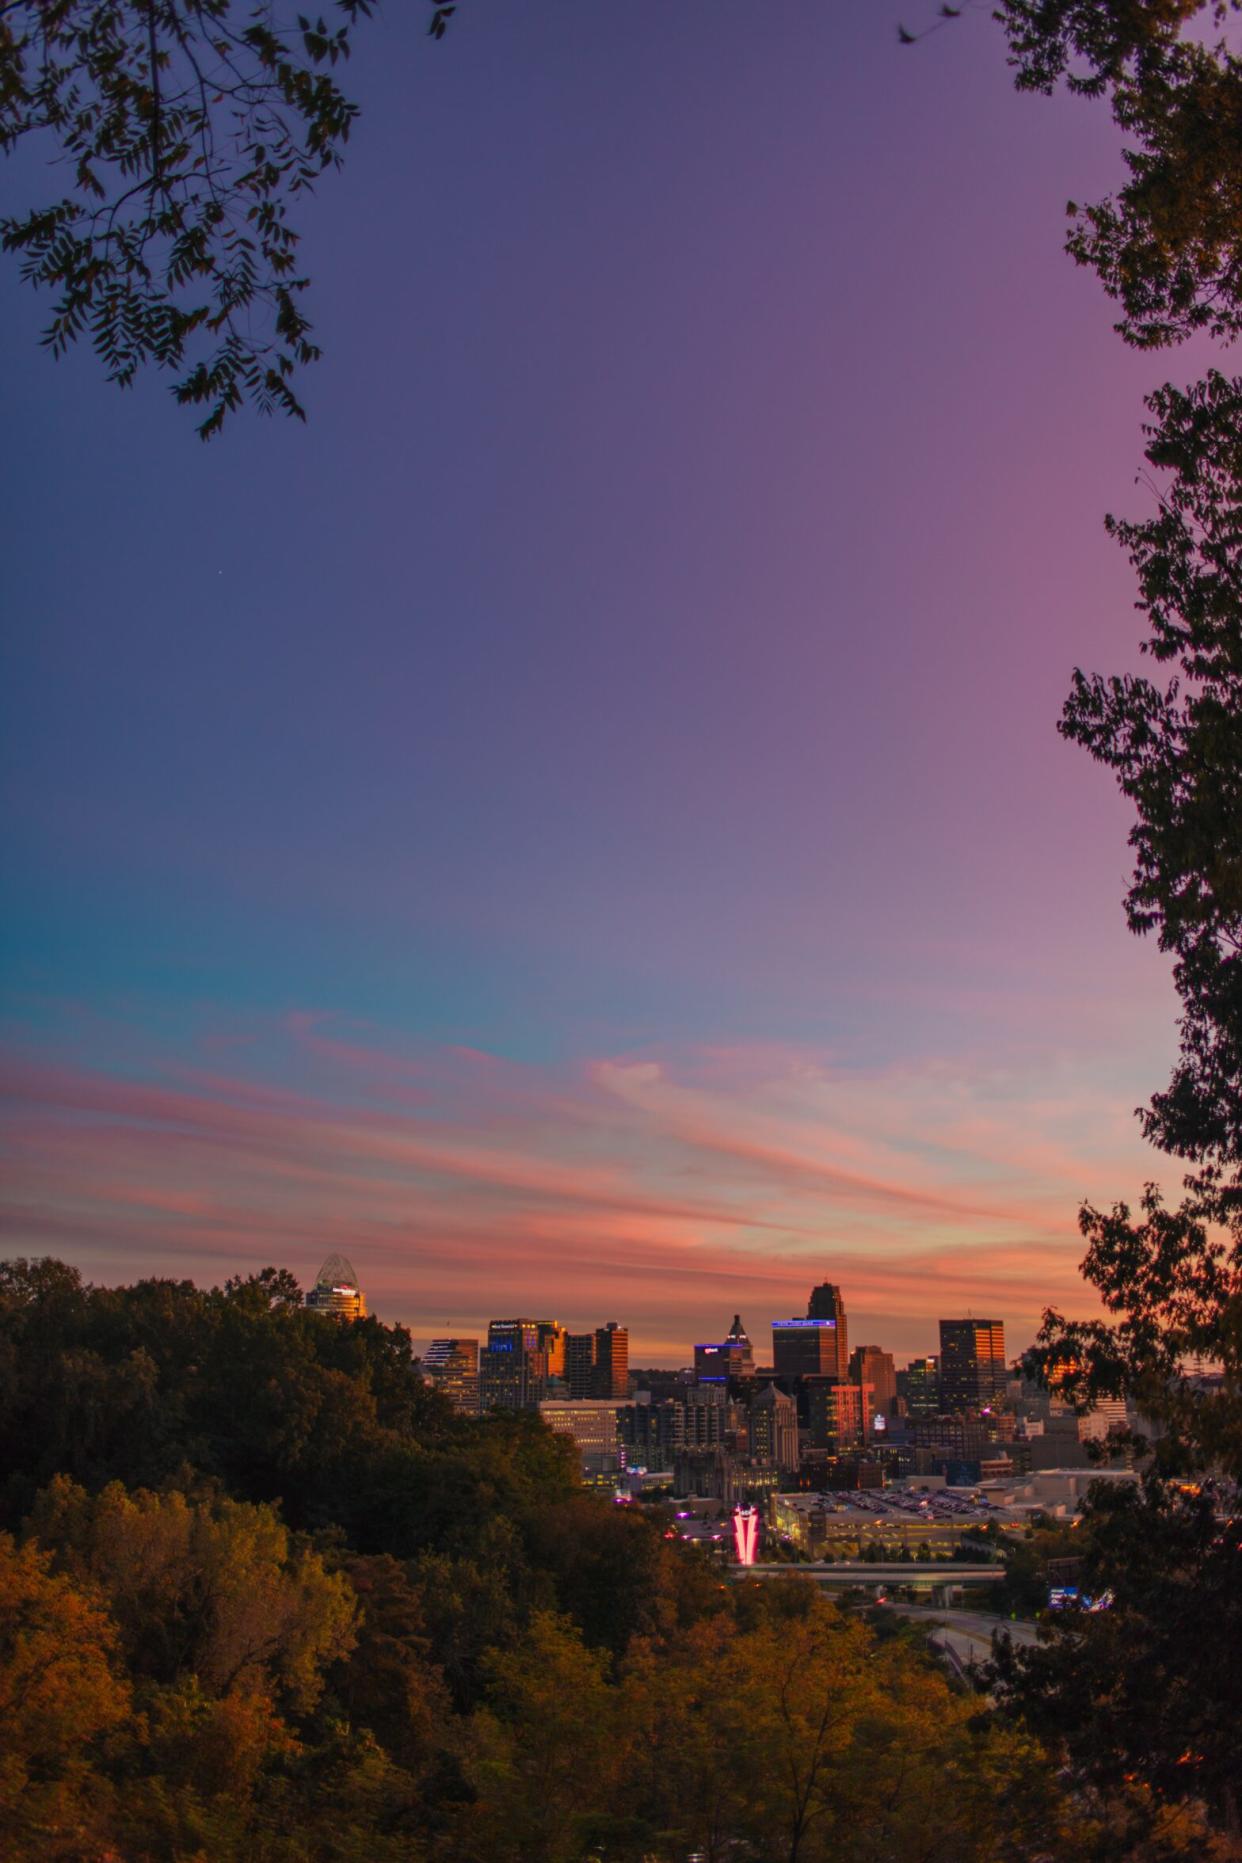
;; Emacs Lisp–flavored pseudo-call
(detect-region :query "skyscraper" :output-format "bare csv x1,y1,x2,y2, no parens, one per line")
305,1253,367,1321
565,1331,598,1398
694,1314,755,1382
773,1318,847,1380
479,1318,549,1411
683,1385,728,1447
807,1281,848,1373
938,1320,1007,1413
725,1313,754,1371
422,1338,480,1415
538,1399,622,1479
897,1355,940,1418
848,1346,897,1415
749,1383,800,1470
593,1321,629,1398
805,1379,866,1451
537,1320,568,1379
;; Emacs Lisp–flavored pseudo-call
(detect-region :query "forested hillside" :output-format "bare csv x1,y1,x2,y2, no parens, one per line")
1,1259,1229,1862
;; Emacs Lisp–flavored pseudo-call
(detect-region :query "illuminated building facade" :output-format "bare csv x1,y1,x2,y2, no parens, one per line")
562,1323,629,1398
593,1321,629,1398
422,1337,479,1414
849,1345,897,1415
897,1356,941,1417
805,1379,866,1451
618,1397,685,1471
305,1254,367,1321
537,1320,568,1380
807,1282,849,1368
772,1318,847,1380
683,1385,728,1446
939,1319,1007,1414
694,1316,754,1383
749,1383,800,1471
480,1318,549,1412
538,1399,622,1479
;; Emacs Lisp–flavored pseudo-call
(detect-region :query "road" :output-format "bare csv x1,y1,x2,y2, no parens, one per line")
739,1561,1004,1588
883,1604,1040,1674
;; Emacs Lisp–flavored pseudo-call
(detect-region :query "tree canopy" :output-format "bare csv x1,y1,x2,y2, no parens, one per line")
4,1258,1177,1862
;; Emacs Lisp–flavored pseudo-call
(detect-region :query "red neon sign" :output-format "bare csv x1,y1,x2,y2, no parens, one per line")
732,1505,759,1566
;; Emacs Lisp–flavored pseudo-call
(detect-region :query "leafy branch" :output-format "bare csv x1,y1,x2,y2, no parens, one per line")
0,0,457,434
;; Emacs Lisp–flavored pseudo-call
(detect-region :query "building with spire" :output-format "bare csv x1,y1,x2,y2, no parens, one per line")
695,1313,755,1382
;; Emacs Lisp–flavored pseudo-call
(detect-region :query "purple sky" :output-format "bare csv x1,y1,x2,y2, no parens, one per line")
0,1,1188,1361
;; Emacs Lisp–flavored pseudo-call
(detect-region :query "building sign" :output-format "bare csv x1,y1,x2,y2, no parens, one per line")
732,1504,759,1566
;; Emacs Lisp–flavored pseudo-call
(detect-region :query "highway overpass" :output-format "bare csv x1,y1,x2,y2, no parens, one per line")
735,1562,1006,1600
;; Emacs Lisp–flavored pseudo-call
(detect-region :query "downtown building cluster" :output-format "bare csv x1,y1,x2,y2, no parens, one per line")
418,1279,1128,1503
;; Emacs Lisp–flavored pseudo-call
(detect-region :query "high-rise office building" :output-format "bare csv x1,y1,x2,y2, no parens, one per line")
593,1321,629,1399
618,1397,685,1472
422,1337,479,1414
565,1332,597,1398
538,1399,622,1479
725,1313,754,1371
694,1314,755,1383
683,1385,728,1447
537,1320,568,1380
897,1355,940,1418
305,1253,367,1321
938,1320,1007,1413
479,1318,549,1412
749,1384,800,1471
804,1379,866,1451
807,1282,848,1371
848,1346,897,1415
772,1318,848,1380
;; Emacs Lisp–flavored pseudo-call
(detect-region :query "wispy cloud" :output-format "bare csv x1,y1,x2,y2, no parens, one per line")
0,1017,1169,1360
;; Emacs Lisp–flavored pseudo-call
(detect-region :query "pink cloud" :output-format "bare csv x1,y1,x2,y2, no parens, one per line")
0,1027,1167,1362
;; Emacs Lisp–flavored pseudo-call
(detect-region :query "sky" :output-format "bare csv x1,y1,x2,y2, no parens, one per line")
0,0,1191,1362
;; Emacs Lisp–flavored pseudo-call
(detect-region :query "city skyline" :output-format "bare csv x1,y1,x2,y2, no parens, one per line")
261,1251,1005,1372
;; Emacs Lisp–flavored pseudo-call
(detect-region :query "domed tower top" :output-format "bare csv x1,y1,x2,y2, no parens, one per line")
315,1253,360,1291
306,1254,366,1320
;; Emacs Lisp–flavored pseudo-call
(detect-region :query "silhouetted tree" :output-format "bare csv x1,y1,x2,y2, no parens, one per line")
7,0,1242,431
0,0,458,433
